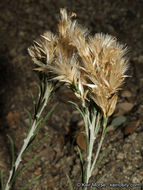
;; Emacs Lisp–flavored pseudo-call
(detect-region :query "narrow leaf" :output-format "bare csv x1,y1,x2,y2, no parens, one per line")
93,147,113,172
41,81,45,95
68,101,84,118
91,174,107,190
34,103,57,136
42,103,57,125
22,136,47,156
76,146,84,183
35,83,41,96
7,135,15,170
96,173,107,184
20,175,41,190
29,90,35,101
25,109,32,127
12,154,39,183
29,91,36,114
32,117,43,137
66,174,74,190
77,146,83,165
22,154,39,173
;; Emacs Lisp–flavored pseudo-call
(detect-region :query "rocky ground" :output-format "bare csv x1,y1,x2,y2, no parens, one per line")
0,0,143,190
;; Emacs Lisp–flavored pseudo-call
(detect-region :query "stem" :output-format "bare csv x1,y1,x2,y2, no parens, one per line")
83,108,96,190
83,111,108,190
85,130,95,183
90,116,108,174
4,82,53,190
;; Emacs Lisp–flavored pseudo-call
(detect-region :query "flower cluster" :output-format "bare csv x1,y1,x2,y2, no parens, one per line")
28,8,128,116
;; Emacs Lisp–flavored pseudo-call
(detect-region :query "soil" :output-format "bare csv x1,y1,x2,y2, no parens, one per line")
0,0,143,190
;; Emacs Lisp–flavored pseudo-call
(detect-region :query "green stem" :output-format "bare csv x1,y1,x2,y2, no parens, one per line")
4,82,53,190
83,108,97,190
83,113,108,190
90,116,108,174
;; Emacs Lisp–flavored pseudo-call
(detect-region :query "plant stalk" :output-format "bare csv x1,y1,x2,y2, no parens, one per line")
83,108,96,190
84,111,108,190
90,117,108,173
4,83,53,190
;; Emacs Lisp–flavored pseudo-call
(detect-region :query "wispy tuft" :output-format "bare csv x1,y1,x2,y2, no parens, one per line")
28,8,129,116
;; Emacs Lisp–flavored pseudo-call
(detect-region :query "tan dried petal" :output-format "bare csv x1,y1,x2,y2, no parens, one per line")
49,55,80,85
106,94,118,116
28,8,129,116
28,31,57,70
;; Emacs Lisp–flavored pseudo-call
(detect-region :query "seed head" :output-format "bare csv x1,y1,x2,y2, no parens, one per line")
28,8,129,116
79,33,128,116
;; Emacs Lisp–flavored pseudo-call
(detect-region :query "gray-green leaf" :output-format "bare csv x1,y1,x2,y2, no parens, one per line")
111,116,126,127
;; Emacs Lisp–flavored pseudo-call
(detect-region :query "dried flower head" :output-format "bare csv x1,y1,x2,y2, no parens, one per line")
28,31,58,72
79,33,128,116
28,8,129,116
49,54,79,85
